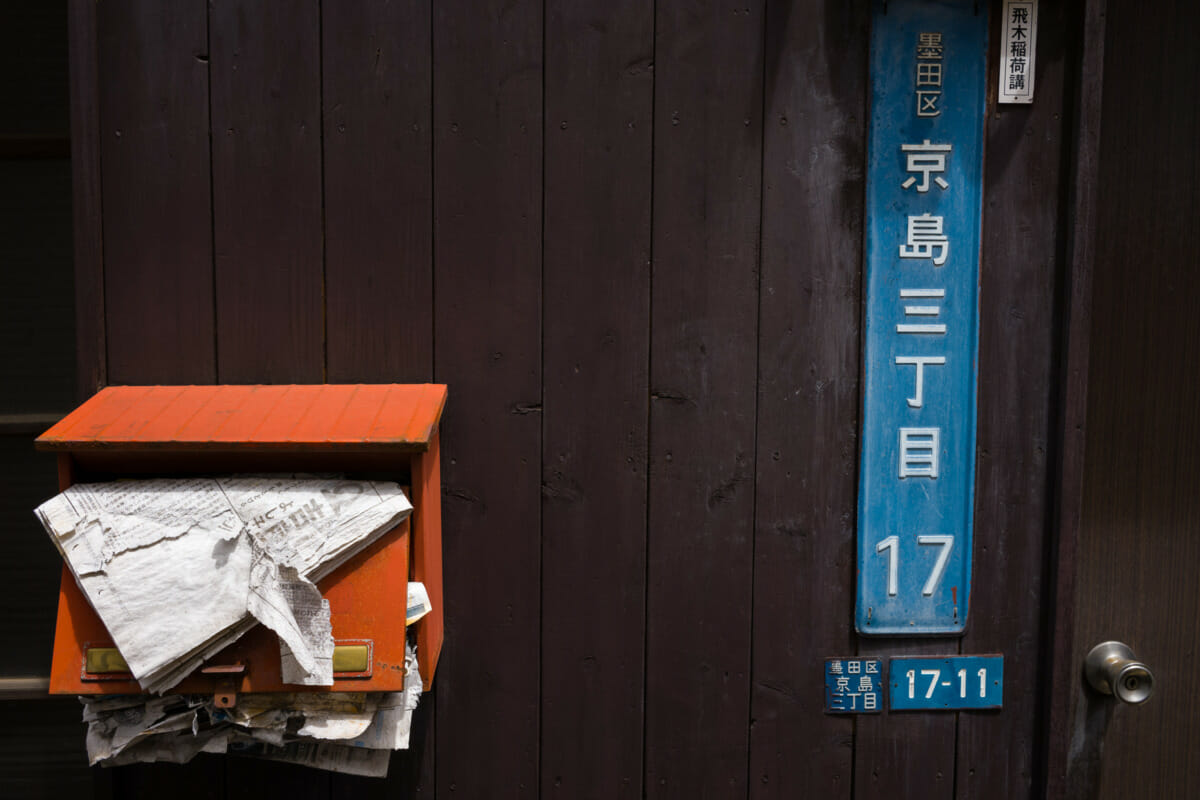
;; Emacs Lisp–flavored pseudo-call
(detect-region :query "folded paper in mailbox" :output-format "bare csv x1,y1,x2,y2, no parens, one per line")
35,477,412,694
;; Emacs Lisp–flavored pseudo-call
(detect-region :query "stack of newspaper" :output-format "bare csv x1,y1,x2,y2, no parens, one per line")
81,644,422,777
34,476,423,775
34,476,413,692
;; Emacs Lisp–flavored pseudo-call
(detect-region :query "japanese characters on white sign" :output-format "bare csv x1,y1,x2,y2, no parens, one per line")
999,1,1038,103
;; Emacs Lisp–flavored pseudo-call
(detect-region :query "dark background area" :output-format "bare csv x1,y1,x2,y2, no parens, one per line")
0,4,87,796
0,1,1084,798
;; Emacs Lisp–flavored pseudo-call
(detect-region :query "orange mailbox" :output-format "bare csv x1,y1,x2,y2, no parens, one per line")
35,384,445,696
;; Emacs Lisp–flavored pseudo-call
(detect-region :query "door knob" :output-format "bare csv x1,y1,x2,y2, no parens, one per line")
1085,641,1154,704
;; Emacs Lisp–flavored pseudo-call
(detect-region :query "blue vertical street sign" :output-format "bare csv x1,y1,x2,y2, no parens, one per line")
857,0,988,635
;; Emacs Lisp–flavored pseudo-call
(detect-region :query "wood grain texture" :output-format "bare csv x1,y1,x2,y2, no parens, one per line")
98,0,215,385
67,0,105,400
83,4,211,794
748,2,866,797
210,0,323,384
1045,0,1107,793
431,1,543,797
37,384,446,450
541,2,653,798
1064,0,1200,796
323,0,433,384
48,0,1140,794
854,642,955,800
643,1,762,797
954,3,1070,798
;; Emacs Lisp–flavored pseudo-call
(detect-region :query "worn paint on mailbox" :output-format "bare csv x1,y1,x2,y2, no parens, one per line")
856,0,988,635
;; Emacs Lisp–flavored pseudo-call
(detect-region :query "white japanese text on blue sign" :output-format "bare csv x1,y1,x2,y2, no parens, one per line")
857,0,988,635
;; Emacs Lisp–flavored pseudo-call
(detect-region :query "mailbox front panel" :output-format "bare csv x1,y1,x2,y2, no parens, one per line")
49,517,412,695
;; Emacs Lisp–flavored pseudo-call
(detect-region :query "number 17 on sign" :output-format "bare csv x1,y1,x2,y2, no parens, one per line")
856,0,986,635
875,534,954,597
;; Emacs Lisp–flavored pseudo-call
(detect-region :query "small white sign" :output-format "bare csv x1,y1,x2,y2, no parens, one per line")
999,0,1038,104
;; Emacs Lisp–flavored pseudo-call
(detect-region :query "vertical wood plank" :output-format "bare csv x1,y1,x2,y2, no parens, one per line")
323,0,433,384
98,0,215,385
541,1,653,797
210,0,323,384
1045,0,1107,793
406,699,436,795
854,644,955,800
90,2,214,795
748,2,866,797
208,9,327,798
644,1,762,797
432,1,543,797
955,3,1070,798
852,1,978,795
67,0,105,399
1059,1,1200,796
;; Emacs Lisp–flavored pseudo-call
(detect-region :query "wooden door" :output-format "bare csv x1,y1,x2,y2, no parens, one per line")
5,0,1137,797
1047,0,1200,796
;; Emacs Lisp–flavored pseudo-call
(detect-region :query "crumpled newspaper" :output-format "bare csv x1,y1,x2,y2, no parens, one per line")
82,645,422,778
35,476,412,693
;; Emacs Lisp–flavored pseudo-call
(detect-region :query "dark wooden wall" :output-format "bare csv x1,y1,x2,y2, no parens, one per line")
3,1,1081,797
0,3,94,798
1045,0,1200,795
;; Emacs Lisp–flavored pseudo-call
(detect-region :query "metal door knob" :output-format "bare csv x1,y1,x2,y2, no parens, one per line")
1085,641,1154,704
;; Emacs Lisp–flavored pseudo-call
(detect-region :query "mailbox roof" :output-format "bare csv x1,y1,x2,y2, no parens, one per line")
36,384,447,453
